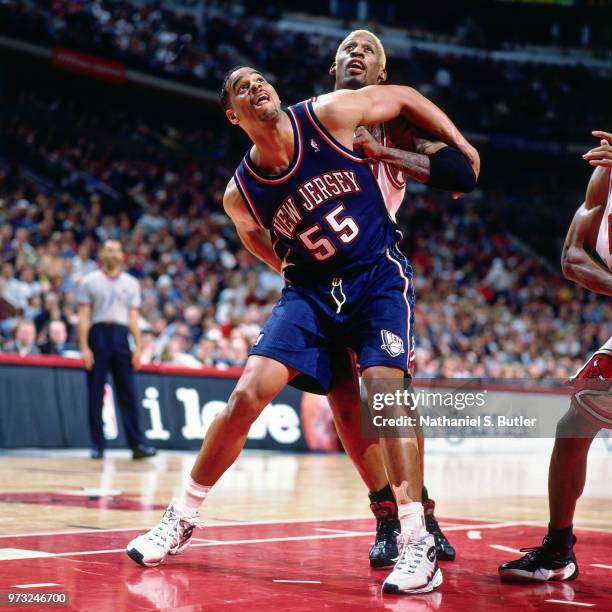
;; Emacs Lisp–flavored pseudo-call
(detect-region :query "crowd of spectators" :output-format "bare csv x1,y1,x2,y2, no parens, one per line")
1,85,610,380
2,0,611,140
271,0,611,53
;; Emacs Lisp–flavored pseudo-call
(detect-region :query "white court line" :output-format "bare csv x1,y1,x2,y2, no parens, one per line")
190,538,222,543
544,600,594,608
13,583,60,588
0,514,374,539
443,521,524,532
1,514,610,541
54,548,125,558
190,532,374,548
592,563,612,570
0,526,529,562
315,528,370,535
446,516,612,535
0,531,376,561
0,526,158,539
273,580,321,584
520,521,612,535
489,545,521,554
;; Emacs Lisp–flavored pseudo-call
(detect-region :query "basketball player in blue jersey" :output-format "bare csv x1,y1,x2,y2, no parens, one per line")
127,66,474,594
323,30,479,569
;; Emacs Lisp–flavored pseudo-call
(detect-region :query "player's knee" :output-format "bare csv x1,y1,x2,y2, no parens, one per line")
552,408,597,460
361,367,387,395
226,386,265,431
555,405,601,441
361,367,405,412
328,387,361,432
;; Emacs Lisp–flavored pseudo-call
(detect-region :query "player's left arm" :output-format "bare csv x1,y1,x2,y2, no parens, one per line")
314,86,480,176
561,165,612,296
223,178,283,274
353,125,477,193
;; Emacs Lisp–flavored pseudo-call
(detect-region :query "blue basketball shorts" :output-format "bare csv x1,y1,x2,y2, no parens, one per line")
250,244,415,395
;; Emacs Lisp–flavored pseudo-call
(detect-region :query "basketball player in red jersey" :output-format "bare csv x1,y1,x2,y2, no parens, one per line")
325,30,479,567
499,130,612,581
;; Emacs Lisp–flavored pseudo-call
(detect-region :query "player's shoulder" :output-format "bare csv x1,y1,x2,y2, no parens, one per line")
223,175,249,217
312,89,358,109
122,271,139,286
224,175,240,201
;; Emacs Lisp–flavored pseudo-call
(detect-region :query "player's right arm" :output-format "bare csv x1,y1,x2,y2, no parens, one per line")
353,125,477,193
561,166,612,296
223,178,282,273
78,303,94,369
313,86,479,176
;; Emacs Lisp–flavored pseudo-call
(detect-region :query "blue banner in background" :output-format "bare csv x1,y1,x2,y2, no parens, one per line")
0,363,313,452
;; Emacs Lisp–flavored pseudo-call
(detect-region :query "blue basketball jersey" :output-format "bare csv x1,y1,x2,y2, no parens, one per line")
234,99,400,284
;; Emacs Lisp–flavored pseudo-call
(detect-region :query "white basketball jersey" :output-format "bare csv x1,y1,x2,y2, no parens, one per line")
595,169,612,271
369,124,406,221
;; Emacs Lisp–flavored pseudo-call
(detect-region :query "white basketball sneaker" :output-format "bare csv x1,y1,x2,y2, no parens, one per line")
382,532,443,594
126,500,202,567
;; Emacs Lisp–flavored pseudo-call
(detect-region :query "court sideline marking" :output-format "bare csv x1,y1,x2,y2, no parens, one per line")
0,519,527,561
1,515,611,543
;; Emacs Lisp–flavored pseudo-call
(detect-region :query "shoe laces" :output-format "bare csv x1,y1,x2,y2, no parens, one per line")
516,544,546,562
148,506,200,548
518,535,574,560
394,533,427,575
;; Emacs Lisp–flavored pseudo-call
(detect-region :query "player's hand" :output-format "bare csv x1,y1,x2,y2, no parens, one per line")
131,348,142,371
82,348,94,370
353,126,382,159
582,131,612,167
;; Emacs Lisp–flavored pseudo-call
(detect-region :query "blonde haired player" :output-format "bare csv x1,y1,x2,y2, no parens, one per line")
324,29,479,568
499,131,612,581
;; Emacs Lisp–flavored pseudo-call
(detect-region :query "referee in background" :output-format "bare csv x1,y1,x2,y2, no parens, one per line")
77,240,156,460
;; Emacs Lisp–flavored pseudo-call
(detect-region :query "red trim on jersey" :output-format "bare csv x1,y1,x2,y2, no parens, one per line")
381,123,406,189
383,160,406,190
242,107,303,184
385,248,412,372
304,100,366,164
234,172,264,227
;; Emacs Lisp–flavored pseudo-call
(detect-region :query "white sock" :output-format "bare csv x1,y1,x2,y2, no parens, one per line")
179,477,211,514
398,501,427,539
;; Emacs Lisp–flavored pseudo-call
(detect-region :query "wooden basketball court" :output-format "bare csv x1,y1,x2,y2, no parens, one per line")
0,444,611,610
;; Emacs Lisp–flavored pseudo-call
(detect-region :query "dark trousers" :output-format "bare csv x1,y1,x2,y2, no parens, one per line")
87,323,146,451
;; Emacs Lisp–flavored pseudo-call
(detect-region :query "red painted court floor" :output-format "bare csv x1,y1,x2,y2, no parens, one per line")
0,517,611,611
